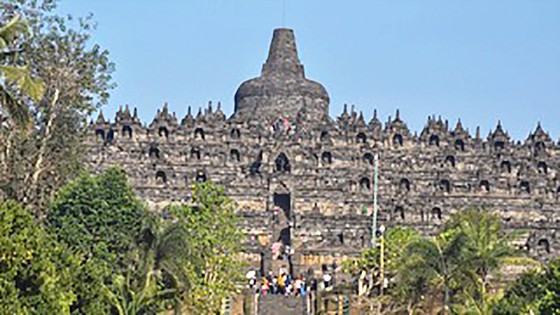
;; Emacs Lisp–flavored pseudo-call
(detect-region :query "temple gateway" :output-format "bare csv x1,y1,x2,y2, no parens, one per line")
87,28,559,273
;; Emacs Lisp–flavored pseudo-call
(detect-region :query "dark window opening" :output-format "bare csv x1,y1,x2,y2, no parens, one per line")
500,161,512,173
537,239,550,254
480,180,490,192
191,148,201,160
250,160,261,175
194,127,205,140
95,129,105,141
432,207,442,220
429,134,440,146
356,132,367,144
445,155,456,167
230,128,240,139
195,171,207,183
393,134,403,146
321,152,332,164
155,170,167,184
537,161,548,174
337,232,344,245
230,149,240,162
105,129,115,144
494,141,505,150
455,139,465,151
395,206,405,220
149,145,160,159
439,179,451,193
122,125,133,138
535,141,546,152
520,181,531,194
360,177,371,190
158,126,169,138
399,178,410,192
275,153,291,172
363,153,374,165
320,130,329,142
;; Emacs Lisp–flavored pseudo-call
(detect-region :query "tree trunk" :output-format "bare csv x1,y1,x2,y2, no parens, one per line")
27,88,59,212
443,280,450,315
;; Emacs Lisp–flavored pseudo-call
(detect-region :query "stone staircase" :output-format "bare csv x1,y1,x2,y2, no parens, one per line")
258,294,306,315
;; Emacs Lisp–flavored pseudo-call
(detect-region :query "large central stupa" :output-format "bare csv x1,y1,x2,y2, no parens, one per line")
234,28,330,121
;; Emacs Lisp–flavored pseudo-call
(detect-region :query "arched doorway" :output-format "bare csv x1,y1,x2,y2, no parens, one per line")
274,193,291,222
271,190,294,275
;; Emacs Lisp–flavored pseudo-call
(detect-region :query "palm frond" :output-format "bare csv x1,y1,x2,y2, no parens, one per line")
0,84,30,128
0,15,29,51
0,64,45,101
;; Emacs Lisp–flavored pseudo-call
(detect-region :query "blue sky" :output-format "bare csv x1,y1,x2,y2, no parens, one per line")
58,0,560,140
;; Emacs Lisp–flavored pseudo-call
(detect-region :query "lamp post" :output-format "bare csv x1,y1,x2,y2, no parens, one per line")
371,153,379,247
379,224,386,297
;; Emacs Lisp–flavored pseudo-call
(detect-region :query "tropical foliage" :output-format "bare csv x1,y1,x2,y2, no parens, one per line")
0,201,77,314
494,258,560,314
346,207,545,314
167,182,244,314
48,167,147,270
0,0,115,211
0,167,244,314
46,167,148,314
0,13,44,128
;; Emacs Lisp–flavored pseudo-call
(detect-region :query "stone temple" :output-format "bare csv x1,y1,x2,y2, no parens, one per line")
86,28,559,273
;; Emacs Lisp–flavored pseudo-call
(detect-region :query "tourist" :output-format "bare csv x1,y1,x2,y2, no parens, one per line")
261,277,269,295
323,272,332,292
271,241,282,260
271,275,278,294
246,270,257,290
278,265,288,277
294,275,306,297
278,272,286,294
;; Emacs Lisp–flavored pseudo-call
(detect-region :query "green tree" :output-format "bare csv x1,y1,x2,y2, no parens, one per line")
0,14,44,127
400,230,468,314
495,258,560,315
103,182,243,315
0,201,77,314
104,271,169,315
48,167,148,314
446,208,524,314
168,182,244,314
397,208,525,315
105,216,193,315
342,227,421,313
0,0,114,211
48,167,147,270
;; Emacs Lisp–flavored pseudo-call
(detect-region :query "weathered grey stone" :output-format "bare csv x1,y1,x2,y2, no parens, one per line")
85,28,560,272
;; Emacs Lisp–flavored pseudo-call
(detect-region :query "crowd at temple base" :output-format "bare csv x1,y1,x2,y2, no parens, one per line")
246,265,338,297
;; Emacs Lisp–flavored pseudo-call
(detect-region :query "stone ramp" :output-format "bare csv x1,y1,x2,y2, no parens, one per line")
258,294,306,315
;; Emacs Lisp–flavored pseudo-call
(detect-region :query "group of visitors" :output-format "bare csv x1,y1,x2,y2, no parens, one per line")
246,265,338,297
247,267,309,297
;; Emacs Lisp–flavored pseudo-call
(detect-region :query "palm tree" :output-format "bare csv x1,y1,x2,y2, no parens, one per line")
400,230,468,314
105,215,193,315
0,15,44,128
400,207,528,315
446,207,528,314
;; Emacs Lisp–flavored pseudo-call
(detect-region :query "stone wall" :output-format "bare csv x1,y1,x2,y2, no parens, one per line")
84,28,560,269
